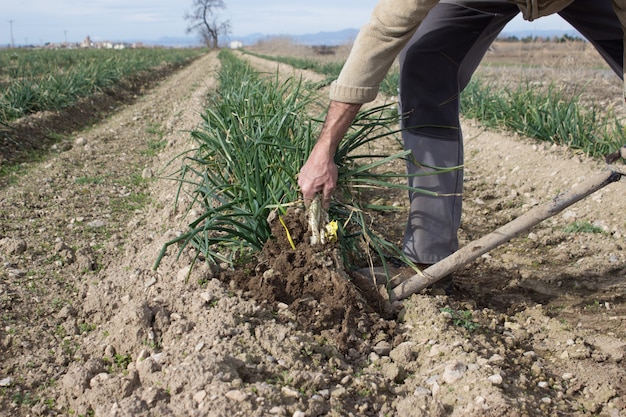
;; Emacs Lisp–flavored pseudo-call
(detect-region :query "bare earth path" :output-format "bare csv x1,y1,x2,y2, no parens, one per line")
0,50,625,417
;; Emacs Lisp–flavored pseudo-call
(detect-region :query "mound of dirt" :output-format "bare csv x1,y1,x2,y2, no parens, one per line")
222,206,397,354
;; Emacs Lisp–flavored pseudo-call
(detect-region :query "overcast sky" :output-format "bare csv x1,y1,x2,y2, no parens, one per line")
1,0,573,46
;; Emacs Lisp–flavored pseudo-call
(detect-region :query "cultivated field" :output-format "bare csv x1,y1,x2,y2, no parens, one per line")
0,41,625,417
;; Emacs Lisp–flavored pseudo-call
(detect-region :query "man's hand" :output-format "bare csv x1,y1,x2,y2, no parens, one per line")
298,100,362,208
298,144,338,208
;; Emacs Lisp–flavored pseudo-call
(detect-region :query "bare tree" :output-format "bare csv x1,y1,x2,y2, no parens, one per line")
185,0,231,49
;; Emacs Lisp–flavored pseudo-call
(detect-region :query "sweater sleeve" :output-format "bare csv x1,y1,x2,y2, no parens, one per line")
329,0,439,104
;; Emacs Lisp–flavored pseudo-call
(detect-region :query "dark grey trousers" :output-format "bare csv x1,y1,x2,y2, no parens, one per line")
398,0,623,264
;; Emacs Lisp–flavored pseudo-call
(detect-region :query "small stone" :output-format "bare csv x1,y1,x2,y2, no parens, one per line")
87,219,106,228
0,377,13,387
7,269,26,278
488,354,505,364
504,321,520,330
56,305,78,319
0,237,27,255
382,362,404,383
488,374,503,385
281,387,299,398
136,357,158,375
330,386,347,399
193,390,207,403
200,292,214,303
90,372,110,388
75,137,87,146
293,411,305,417
177,266,191,281
263,269,277,279
141,168,154,179
442,361,467,384
389,342,414,364
137,349,149,361
373,341,392,356
425,375,439,386
562,210,577,221
104,345,116,357
225,389,247,402
428,344,445,357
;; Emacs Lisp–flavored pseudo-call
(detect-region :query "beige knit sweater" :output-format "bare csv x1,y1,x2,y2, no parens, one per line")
329,0,626,103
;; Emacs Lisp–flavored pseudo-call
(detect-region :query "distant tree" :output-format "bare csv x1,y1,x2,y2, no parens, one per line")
185,0,231,48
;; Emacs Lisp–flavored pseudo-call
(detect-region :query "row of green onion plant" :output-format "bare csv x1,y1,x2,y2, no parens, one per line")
460,78,625,158
247,51,625,159
0,48,202,124
155,49,455,278
241,49,401,98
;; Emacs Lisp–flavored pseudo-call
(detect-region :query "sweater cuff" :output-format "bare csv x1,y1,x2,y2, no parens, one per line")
329,80,379,104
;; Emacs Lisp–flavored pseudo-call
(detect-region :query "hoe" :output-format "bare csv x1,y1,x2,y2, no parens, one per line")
389,146,626,303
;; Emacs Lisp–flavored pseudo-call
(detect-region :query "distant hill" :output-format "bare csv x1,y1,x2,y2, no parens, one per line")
136,28,583,48
498,29,582,40
229,27,583,47
141,36,203,47
229,29,360,47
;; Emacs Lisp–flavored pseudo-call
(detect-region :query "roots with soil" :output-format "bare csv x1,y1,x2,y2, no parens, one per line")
221,206,397,353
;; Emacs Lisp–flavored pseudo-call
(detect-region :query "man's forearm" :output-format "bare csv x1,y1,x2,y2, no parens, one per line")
317,100,362,152
297,101,362,206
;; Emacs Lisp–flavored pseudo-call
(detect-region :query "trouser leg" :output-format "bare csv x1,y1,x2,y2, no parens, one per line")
558,0,623,77
399,2,518,264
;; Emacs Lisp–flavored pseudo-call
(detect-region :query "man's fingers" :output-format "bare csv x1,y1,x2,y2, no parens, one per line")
322,188,333,209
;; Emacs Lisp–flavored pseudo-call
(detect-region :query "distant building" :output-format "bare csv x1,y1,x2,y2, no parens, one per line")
81,36,93,48
229,41,243,49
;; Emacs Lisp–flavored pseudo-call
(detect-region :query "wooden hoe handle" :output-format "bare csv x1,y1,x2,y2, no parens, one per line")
390,168,624,303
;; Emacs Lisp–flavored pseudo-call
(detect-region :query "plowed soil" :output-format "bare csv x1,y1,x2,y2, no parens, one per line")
1,43,625,417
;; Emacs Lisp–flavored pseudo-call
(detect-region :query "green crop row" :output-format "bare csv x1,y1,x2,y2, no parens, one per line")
241,50,401,97
157,49,443,274
242,50,343,82
248,52,625,159
0,48,204,124
459,79,625,157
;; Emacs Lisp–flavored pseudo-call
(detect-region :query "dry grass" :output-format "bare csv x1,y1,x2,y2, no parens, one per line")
479,41,623,112
247,36,354,63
